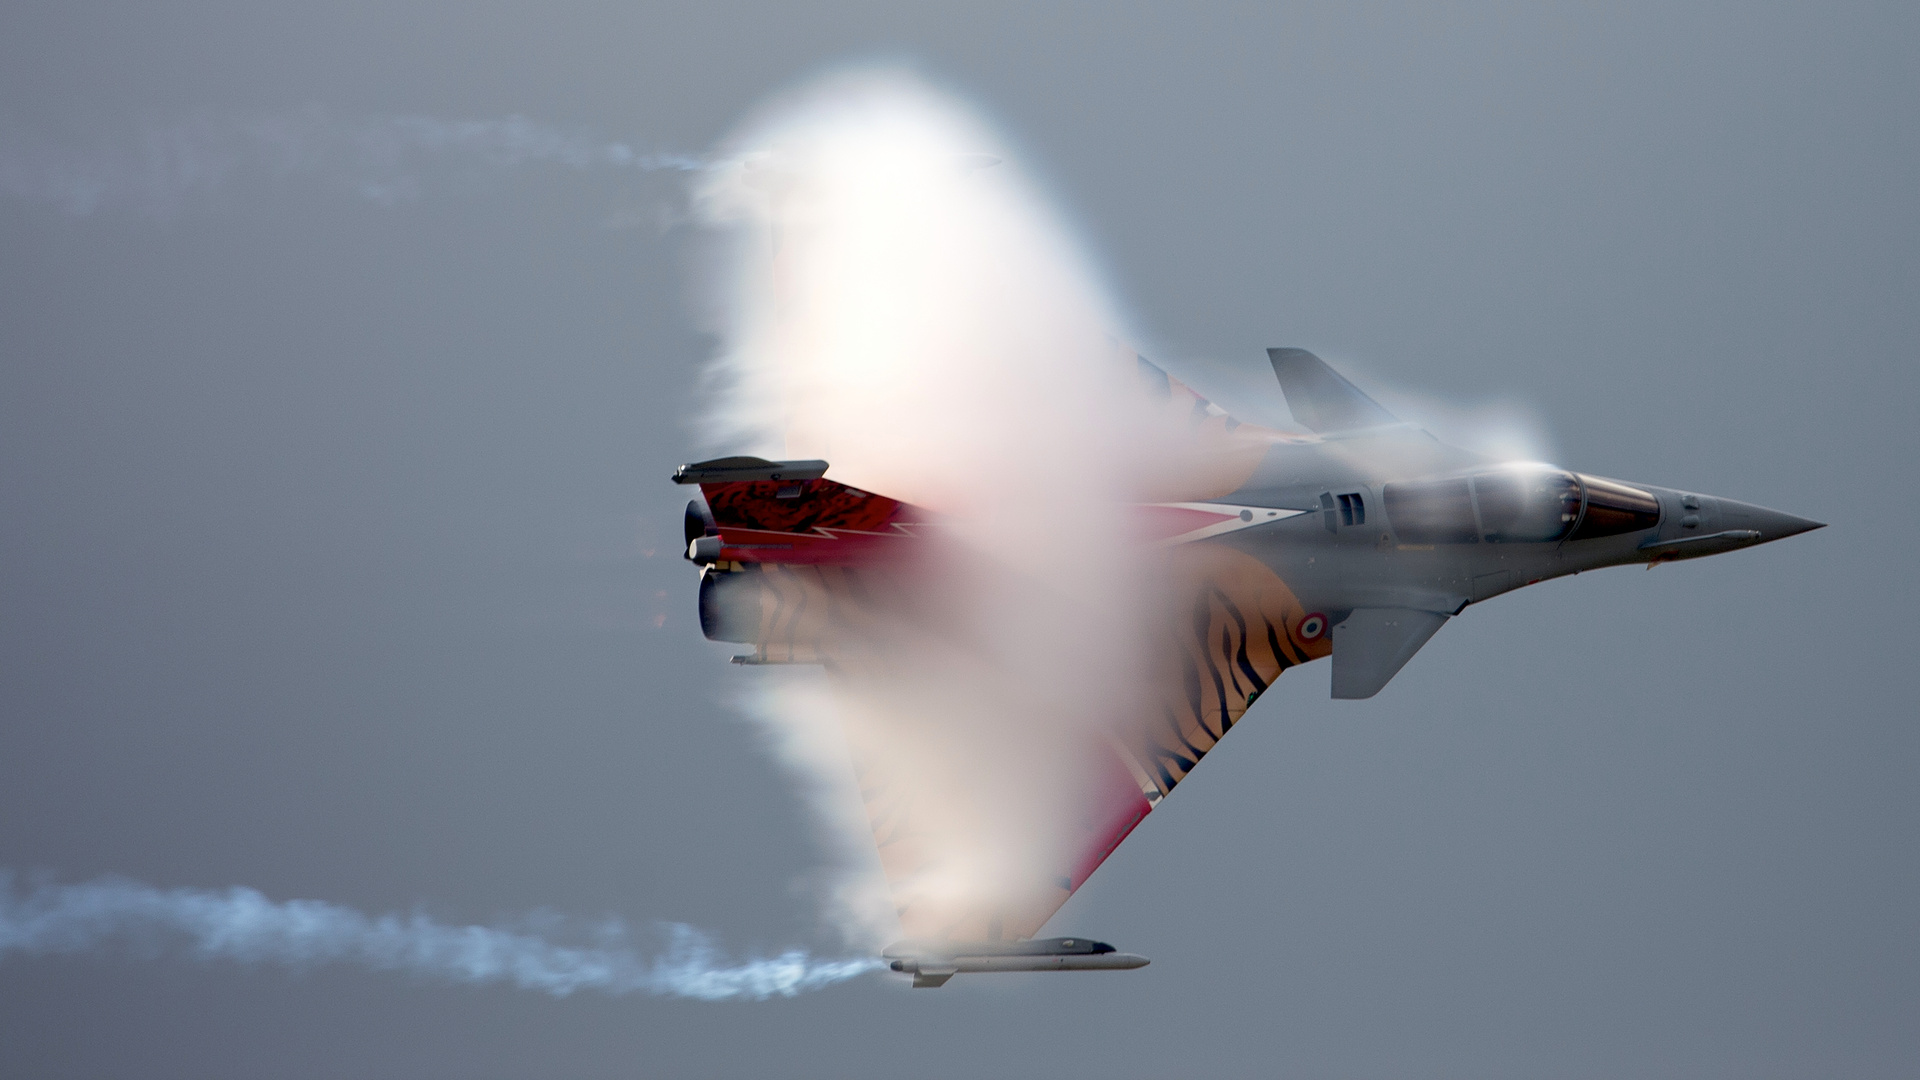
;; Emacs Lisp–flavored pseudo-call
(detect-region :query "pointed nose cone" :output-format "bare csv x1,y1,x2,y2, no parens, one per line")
1640,493,1823,563
1718,498,1826,544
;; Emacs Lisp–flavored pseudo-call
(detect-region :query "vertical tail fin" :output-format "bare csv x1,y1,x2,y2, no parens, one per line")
1267,348,1398,432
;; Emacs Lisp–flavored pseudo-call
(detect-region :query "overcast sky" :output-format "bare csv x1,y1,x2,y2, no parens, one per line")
2,3,1916,1077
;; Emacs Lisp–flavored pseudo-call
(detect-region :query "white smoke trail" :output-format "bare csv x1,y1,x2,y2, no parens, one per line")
0,109,701,219
0,871,878,1000
696,68,1161,945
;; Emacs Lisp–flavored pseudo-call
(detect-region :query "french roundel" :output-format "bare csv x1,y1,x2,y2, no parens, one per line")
1297,613,1328,642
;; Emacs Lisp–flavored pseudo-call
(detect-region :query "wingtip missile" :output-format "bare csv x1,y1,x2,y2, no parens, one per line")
671,456,830,484
883,937,1150,988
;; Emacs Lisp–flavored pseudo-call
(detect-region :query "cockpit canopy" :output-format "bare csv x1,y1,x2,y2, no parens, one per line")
1383,466,1661,544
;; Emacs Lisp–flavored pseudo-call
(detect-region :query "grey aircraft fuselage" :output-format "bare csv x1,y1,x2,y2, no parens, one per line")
1196,349,1822,698
678,349,1822,700
670,347,1822,978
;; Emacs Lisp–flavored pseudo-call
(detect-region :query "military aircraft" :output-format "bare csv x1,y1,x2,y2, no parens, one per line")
673,348,1821,987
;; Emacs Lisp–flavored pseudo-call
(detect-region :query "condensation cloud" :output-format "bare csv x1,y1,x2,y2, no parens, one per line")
695,68,1160,946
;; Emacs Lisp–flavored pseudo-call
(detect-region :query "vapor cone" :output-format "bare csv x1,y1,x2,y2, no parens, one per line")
698,69,1156,947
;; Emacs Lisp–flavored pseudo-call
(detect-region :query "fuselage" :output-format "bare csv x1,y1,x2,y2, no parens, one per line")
671,349,1823,966
1211,423,1822,623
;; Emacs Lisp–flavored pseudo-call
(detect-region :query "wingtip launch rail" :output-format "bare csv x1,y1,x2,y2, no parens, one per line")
883,938,1151,989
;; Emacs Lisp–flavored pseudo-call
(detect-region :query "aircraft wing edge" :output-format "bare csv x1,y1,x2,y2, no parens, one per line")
1330,607,1449,699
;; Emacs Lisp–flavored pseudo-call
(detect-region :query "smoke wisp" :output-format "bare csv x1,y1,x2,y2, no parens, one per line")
0,871,878,1000
0,110,700,219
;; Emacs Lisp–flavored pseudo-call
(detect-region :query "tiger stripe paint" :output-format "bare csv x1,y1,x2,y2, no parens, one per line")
1132,545,1329,797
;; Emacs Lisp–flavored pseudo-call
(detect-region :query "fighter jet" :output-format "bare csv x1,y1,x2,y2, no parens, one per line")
673,348,1821,986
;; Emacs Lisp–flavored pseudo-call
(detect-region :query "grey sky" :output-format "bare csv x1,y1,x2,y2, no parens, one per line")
2,3,1915,1077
